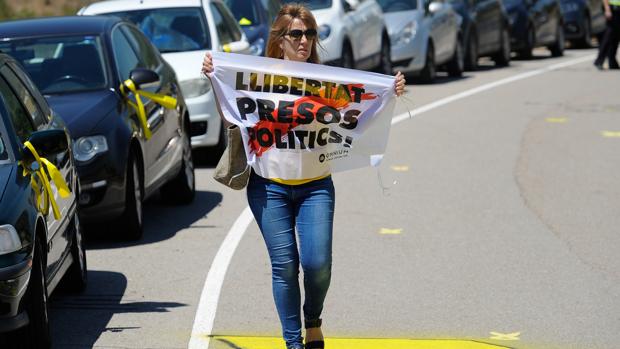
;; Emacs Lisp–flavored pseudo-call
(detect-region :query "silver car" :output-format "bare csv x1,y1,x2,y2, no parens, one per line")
379,0,463,82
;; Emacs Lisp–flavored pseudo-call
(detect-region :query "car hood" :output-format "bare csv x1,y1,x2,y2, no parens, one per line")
46,89,118,138
0,164,13,205
311,8,337,27
384,11,421,35
162,50,209,82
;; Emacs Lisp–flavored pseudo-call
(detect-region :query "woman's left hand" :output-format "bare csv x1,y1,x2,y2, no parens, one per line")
394,71,406,96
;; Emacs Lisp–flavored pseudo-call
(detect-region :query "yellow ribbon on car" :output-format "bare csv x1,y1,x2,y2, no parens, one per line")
120,79,178,140
21,141,71,220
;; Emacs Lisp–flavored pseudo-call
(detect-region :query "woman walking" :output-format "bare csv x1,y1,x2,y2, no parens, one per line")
202,4,406,349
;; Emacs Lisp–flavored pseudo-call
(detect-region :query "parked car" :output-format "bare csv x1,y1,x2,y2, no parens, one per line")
282,0,392,74
223,0,281,56
0,52,86,348
504,0,565,58
0,16,195,240
79,0,250,151
380,0,464,82
448,0,512,69
559,0,605,47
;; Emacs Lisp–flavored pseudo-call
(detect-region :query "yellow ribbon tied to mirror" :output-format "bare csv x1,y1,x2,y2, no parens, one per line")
21,141,71,220
239,17,252,26
120,79,178,140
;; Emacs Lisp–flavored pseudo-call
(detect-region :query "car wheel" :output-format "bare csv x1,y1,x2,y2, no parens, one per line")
161,126,195,205
419,42,436,83
447,37,464,77
341,43,354,69
519,25,535,59
493,27,511,66
378,35,392,74
549,24,565,57
122,154,143,240
64,215,87,292
20,242,51,348
464,33,478,71
577,15,592,48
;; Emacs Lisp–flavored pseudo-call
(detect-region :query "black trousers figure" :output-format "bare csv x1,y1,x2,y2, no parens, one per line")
595,6,620,69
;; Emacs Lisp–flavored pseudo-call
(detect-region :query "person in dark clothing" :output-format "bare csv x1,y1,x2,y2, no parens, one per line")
594,0,620,69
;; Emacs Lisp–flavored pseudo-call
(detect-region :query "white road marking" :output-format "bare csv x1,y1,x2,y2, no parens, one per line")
188,53,595,349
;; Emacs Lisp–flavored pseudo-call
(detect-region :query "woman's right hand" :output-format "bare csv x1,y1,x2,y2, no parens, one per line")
201,52,214,75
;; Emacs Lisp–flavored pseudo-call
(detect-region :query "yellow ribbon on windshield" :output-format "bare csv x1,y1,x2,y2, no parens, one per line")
22,141,71,220
120,79,178,140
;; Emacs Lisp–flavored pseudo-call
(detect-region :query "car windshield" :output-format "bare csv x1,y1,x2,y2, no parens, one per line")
0,36,107,95
281,0,332,10
224,0,261,26
376,0,418,12
108,8,211,53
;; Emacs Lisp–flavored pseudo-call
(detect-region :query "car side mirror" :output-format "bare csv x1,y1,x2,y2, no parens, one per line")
22,129,68,163
224,40,251,54
129,68,160,89
429,1,444,13
343,0,359,12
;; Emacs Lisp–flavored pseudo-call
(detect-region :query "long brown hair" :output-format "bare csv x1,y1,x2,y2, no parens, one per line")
265,3,320,64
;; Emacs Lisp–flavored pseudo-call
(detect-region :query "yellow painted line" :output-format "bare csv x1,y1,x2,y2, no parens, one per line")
489,332,521,341
380,228,403,235
391,165,410,172
545,117,567,123
601,131,620,138
212,336,512,349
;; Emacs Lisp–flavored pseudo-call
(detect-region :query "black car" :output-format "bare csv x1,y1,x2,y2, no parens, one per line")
560,0,606,47
504,0,566,58
0,16,195,240
448,0,512,69
0,52,86,348
224,0,281,56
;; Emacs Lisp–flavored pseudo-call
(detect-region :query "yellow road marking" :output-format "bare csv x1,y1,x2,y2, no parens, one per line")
489,332,521,341
545,117,567,123
380,228,403,235
601,131,620,138
211,336,512,349
391,165,410,172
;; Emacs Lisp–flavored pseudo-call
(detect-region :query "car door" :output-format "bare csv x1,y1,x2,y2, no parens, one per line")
475,0,502,54
431,0,456,63
0,65,71,280
210,1,251,53
355,0,384,62
589,0,605,33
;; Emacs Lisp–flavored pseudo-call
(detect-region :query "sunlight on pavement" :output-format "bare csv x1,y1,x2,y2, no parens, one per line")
210,336,513,349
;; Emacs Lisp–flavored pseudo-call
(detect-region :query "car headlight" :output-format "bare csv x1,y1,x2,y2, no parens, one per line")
73,135,108,162
180,78,212,98
395,22,417,45
562,2,579,12
0,225,22,256
249,37,265,56
319,25,331,41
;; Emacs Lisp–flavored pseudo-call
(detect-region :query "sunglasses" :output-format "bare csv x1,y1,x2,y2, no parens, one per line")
286,29,318,41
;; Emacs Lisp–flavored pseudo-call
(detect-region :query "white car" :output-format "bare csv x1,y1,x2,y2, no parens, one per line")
283,0,391,74
379,0,463,82
79,0,250,151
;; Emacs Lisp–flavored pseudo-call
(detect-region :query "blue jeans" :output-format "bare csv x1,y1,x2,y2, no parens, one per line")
247,172,335,349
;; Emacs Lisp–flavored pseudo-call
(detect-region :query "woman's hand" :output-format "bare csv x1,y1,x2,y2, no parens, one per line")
201,52,214,75
394,71,405,96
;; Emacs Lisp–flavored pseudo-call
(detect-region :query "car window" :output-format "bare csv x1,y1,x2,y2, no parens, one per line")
224,0,260,25
121,25,162,70
211,2,243,45
282,0,333,10
0,74,36,143
1,66,46,129
376,0,418,11
111,27,141,82
108,8,211,53
7,61,51,120
262,0,280,22
0,36,108,95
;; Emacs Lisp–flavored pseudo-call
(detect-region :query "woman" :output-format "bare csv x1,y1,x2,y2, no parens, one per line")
202,4,405,349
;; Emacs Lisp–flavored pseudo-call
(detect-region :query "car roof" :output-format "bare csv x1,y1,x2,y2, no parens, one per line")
0,15,122,38
81,0,212,13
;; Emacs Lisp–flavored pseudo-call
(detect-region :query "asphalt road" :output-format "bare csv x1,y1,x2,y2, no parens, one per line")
49,48,620,349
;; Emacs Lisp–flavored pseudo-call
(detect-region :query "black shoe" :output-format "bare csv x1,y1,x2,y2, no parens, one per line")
304,318,324,349
594,61,604,70
609,64,620,70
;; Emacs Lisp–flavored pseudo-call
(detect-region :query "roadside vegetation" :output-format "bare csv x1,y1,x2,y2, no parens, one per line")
0,0,94,20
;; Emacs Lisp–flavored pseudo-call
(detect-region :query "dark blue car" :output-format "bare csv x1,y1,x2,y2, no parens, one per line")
504,0,565,58
0,16,195,240
0,52,86,348
559,0,606,47
224,0,281,56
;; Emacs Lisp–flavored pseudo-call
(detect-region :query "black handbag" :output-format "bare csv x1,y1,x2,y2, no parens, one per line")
213,125,251,190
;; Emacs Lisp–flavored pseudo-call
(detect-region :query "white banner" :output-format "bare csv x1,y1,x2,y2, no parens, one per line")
208,51,397,180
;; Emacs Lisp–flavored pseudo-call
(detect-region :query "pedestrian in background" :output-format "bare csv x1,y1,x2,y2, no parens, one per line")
202,3,405,349
594,0,620,69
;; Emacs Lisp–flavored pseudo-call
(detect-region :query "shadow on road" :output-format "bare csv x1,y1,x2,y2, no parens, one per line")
85,190,223,248
50,270,186,348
